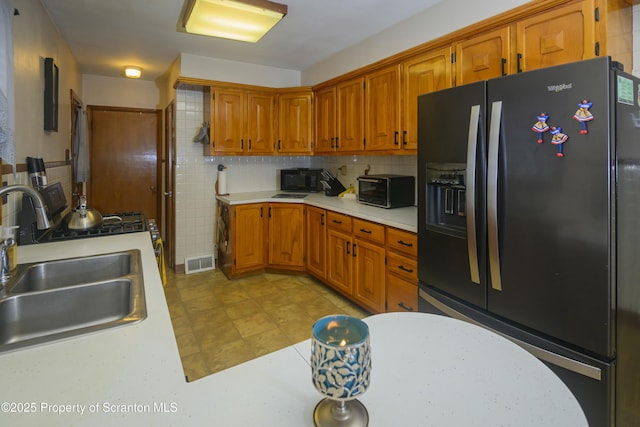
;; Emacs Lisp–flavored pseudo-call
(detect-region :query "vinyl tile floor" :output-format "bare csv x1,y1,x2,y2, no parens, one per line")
162,268,369,382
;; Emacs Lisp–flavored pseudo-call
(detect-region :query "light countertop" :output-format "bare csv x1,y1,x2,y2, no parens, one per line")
0,234,586,426
216,191,417,233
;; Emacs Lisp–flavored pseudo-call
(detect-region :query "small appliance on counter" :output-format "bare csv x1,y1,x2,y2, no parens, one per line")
357,174,415,208
320,169,347,197
280,168,323,192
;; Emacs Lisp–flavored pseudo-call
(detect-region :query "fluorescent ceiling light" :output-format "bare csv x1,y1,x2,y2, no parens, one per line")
124,66,142,78
182,0,288,43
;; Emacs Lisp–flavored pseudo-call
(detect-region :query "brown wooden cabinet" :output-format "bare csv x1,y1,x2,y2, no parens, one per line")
277,90,313,154
385,227,418,313
306,206,327,278
365,65,401,151
352,219,386,313
326,211,354,296
208,88,275,155
515,1,595,73
232,203,267,273
455,26,510,85
402,47,453,150
268,203,305,269
337,78,365,152
314,87,336,153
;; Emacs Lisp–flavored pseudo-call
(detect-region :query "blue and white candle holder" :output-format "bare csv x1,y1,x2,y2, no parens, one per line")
310,315,371,427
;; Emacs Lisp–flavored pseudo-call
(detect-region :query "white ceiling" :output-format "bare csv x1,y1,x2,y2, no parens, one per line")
39,0,444,81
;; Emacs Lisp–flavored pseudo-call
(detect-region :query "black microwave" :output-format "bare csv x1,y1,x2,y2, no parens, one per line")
357,174,415,208
280,168,322,192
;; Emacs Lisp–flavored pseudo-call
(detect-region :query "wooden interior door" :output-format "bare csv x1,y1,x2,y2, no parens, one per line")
88,106,160,220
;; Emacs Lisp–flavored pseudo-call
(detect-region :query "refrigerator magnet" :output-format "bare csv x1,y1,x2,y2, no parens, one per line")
550,127,568,157
573,100,594,134
532,113,550,143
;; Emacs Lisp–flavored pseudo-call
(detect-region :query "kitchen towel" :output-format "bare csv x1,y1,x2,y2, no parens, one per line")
73,105,90,183
217,171,228,195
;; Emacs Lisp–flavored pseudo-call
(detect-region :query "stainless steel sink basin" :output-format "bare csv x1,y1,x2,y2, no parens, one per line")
0,250,146,353
9,251,135,293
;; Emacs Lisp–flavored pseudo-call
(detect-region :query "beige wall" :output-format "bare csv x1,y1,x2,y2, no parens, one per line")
10,0,81,163
82,74,161,109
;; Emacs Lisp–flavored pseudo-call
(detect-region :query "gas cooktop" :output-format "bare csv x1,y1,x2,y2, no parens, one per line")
42,211,148,242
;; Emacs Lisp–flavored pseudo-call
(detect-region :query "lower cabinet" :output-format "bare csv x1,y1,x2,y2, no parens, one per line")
225,202,417,314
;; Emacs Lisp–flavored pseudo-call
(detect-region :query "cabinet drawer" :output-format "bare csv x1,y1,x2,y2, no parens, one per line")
327,211,352,233
387,252,418,282
353,219,385,244
387,227,417,258
386,274,418,313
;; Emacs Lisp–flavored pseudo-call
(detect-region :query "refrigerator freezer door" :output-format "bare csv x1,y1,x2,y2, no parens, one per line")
418,82,487,308
486,57,613,357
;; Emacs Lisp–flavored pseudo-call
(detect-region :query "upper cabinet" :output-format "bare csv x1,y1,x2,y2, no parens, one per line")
402,47,453,150
185,0,634,158
365,65,401,151
515,1,594,72
455,27,509,85
207,87,275,155
277,90,314,154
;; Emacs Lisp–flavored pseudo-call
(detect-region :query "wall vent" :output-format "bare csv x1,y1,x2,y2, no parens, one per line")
184,254,215,274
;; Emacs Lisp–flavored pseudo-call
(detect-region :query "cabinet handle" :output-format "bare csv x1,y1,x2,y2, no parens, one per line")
397,240,413,247
346,241,351,255
501,58,507,77
398,302,414,312
330,137,335,149
517,53,523,73
260,207,263,218
359,228,372,234
336,136,340,149
352,243,357,257
394,131,399,145
278,140,281,150
249,139,252,150
402,130,407,145
321,213,325,226
398,265,414,273
241,139,244,150
268,207,272,218
332,219,342,224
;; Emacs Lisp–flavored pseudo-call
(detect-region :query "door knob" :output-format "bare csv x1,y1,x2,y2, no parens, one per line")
164,191,173,197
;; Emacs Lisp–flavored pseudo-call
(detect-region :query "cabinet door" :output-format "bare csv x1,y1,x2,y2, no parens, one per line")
386,274,418,313
326,229,353,296
353,238,386,313
365,65,401,151
212,88,245,154
516,1,594,72
403,47,453,150
246,91,275,154
306,206,326,278
233,204,266,272
268,204,305,268
314,87,336,153
277,92,313,154
455,26,509,85
336,78,365,152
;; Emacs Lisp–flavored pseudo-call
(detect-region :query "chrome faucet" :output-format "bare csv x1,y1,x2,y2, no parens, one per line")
0,185,52,230
0,185,52,285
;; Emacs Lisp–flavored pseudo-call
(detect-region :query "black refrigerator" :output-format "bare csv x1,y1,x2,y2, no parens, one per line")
417,57,640,427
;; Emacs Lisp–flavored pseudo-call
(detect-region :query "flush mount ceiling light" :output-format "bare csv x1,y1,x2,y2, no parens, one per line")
182,0,288,43
124,66,142,79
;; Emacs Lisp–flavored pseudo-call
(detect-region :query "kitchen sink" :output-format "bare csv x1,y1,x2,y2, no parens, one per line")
9,251,136,293
0,250,146,353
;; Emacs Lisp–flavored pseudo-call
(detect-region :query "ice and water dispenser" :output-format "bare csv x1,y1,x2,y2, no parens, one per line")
426,163,467,233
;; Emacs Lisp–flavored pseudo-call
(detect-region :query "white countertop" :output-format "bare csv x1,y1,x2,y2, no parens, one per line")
217,191,417,233
0,234,586,426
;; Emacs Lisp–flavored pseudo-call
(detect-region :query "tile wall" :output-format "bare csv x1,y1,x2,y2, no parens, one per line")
174,87,417,268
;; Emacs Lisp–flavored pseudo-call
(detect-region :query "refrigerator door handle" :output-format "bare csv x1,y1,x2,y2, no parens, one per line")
487,101,502,291
466,104,481,284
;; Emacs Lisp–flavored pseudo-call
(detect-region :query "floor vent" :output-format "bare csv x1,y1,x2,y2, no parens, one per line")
184,254,215,274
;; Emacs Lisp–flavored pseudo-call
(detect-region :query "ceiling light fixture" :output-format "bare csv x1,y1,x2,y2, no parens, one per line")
124,66,142,79
182,0,288,43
